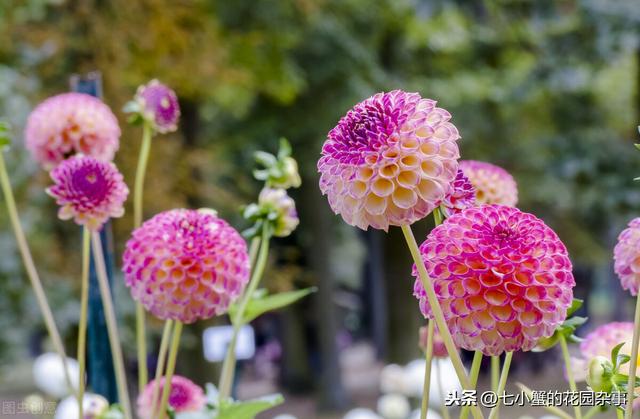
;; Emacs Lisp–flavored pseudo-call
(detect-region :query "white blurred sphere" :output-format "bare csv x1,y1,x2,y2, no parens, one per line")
344,408,383,419
380,364,407,394
377,393,410,419
274,415,298,419
54,393,108,419
403,358,461,405
409,409,442,419
33,352,80,399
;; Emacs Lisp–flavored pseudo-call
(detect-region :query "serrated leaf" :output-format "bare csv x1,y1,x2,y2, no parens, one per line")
239,287,317,324
567,298,583,316
611,342,626,366
217,394,284,419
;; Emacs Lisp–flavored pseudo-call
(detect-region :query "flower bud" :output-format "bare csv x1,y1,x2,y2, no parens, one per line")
586,356,614,393
272,156,301,189
258,187,300,237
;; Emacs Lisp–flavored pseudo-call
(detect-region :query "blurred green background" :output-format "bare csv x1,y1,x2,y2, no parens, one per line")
1,0,640,417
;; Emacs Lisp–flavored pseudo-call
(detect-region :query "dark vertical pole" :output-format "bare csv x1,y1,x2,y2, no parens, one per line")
362,229,387,360
70,72,118,402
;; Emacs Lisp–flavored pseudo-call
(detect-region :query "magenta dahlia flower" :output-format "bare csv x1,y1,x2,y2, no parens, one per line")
614,218,640,296
122,209,250,323
25,93,120,170
419,325,449,358
137,375,205,419
318,90,460,231
459,160,518,207
46,155,128,231
413,204,574,356
134,80,180,133
440,169,476,217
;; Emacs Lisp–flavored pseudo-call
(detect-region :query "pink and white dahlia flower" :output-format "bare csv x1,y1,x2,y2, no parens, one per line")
122,209,250,323
318,90,460,231
413,204,574,356
26,93,120,169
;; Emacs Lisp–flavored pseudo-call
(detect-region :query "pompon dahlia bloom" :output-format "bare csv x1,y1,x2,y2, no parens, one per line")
46,156,129,231
614,218,640,296
440,169,476,217
134,80,180,133
25,93,120,169
137,375,205,419
413,204,574,356
318,90,460,231
459,160,518,207
122,209,250,323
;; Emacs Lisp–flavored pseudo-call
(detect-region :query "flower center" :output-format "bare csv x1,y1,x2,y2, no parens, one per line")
71,166,109,202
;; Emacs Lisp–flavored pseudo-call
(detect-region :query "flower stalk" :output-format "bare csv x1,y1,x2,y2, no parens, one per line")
460,351,483,419
151,319,174,417
77,227,91,419
0,151,74,393
218,224,271,400
133,121,153,391
488,351,513,419
559,334,582,419
157,321,184,419
92,232,132,419
420,320,434,419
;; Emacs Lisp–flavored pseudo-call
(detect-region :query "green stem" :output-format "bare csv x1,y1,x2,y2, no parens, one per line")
218,227,270,400
157,321,183,419
150,320,173,417
0,153,74,393
77,227,91,419
559,334,582,419
133,122,153,391
421,320,435,419
435,359,451,419
491,356,500,392
400,224,483,419
248,236,260,268
92,233,132,419
625,292,640,419
460,351,484,419
618,408,624,419
488,352,513,419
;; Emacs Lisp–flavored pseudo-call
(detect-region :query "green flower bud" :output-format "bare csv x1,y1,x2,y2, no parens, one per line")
586,355,614,393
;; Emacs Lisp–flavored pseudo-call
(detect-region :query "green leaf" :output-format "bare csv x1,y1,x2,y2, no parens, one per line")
634,143,640,151
277,137,292,159
239,287,317,324
566,298,583,316
617,354,631,368
611,342,626,367
254,151,277,167
217,394,284,419
532,334,559,352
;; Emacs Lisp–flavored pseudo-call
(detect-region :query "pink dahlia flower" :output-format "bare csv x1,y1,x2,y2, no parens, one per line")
137,375,205,419
318,90,460,231
459,160,518,207
614,218,640,296
440,169,476,217
26,93,120,170
122,209,250,323
46,155,129,231
134,80,180,133
413,204,574,356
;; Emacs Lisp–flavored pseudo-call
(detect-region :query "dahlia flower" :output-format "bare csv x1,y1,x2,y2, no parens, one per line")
413,204,574,356
46,155,129,231
258,187,299,237
318,90,460,231
137,375,205,419
32,352,80,399
614,218,640,296
25,93,120,169
440,169,476,217
459,160,518,207
133,80,180,133
122,209,250,323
